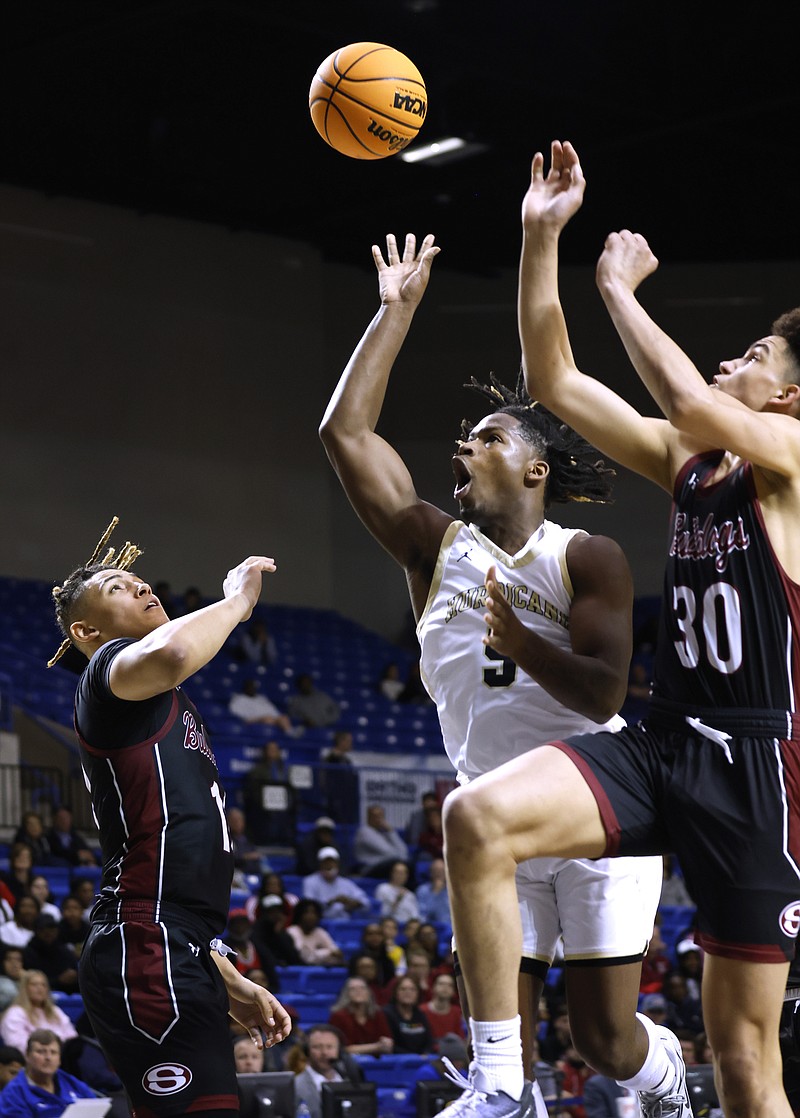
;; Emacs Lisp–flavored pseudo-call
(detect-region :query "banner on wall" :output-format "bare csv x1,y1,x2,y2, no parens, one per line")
356,765,457,830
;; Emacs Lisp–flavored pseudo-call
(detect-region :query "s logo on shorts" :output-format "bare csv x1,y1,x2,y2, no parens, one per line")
142,1063,193,1095
779,901,800,938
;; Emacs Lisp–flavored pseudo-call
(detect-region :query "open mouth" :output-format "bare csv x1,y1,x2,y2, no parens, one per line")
144,599,161,611
452,456,472,499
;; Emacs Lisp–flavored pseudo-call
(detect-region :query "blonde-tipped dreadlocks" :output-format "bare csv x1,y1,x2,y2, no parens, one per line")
461,369,615,509
48,516,144,668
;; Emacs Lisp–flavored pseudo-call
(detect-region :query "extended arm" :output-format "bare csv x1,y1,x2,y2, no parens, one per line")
597,231,800,476
482,533,632,723
518,141,674,491
108,556,276,700
319,234,451,575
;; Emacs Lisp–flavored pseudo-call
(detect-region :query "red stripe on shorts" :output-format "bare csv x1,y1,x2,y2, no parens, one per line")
551,741,622,857
124,922,178,1039
697,929,789,964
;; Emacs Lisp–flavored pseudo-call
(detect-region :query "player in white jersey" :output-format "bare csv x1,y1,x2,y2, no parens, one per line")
419,514,662,997
320,232,691,1118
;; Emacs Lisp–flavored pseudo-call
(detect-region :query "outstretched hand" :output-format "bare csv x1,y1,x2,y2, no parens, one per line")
223,556,277,623
373,233,440,307
596,230,659,295
521,140,585,233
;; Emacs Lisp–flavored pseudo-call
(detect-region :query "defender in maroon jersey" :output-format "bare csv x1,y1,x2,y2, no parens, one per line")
425,140,800,1118
49,521,291,1118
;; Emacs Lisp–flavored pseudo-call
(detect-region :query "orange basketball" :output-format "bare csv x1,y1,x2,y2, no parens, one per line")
309,42,427,160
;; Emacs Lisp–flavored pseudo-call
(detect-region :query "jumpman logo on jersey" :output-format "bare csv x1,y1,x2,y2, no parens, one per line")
188,943,200,957
455,547,473,563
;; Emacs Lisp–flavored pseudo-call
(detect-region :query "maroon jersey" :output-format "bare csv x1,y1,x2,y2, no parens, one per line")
653,451,800,718
74,638,234,935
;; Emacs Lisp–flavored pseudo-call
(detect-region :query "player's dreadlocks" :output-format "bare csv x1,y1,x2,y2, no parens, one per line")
461,369,615,508
48,516,144,668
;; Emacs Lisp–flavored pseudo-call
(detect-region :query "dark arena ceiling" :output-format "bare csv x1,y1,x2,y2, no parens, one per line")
3,1,800,275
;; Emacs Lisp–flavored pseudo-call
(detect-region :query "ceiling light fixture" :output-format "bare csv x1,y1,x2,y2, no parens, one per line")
400,137,468,163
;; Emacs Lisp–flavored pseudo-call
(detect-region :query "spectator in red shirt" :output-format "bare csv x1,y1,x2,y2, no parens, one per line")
421,973,466,1045
328,976,393,1056
557,1044,595,1118
639,923,672,994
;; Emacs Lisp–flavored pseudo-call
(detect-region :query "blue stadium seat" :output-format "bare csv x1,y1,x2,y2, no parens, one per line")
375,1086,414,1118
275,966,348,997
355,1054,429,1087
55,993,85,1023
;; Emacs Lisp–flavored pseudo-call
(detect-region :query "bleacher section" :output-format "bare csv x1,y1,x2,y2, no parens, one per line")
0,579,447,829
0,576,698,1112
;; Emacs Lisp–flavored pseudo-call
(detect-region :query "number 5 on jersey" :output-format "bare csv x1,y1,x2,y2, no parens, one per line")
483,641,517,688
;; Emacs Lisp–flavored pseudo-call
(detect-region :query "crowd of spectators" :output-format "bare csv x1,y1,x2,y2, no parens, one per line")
0,799,709,1118
0,621,712,1118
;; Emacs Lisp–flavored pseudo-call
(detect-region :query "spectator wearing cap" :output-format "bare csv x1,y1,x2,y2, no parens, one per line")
0,1044,24,1090
0,972,77,1050
296,818,339,876
0,1028,96,1118
247,872,299,924
674,937,703,1001
302,849,370,920
286,899,344,966
251,894,303,973
226,908,264,976
22,915,79,994
639,992,669,1024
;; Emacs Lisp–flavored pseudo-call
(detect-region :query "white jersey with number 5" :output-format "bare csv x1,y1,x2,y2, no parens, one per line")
417,518,661,964
418,519,624,783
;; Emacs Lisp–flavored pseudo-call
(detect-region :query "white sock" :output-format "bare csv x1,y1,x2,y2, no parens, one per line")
531,1079,549,1118
470,1016,524,1099
617,1013,678,1095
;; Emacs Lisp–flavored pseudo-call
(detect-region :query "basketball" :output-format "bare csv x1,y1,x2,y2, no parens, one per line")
309,42,427,160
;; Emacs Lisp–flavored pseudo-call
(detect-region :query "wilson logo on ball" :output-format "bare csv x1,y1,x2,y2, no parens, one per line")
367,120,411,152
309,42,427,160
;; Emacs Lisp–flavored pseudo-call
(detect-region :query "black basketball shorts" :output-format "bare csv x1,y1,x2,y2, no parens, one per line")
79,918,238,1118
555,717,800,962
